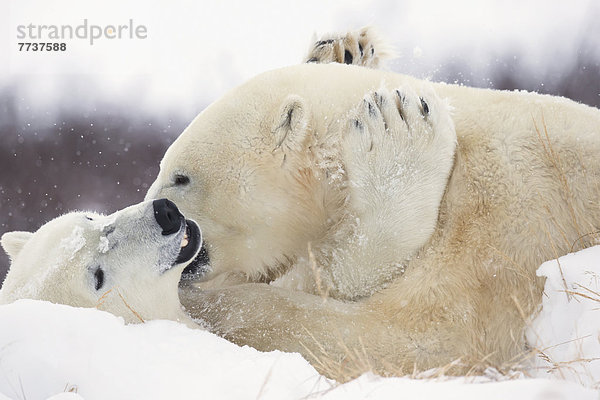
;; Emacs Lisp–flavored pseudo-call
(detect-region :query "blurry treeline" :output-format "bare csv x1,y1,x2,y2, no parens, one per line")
0,93,190,279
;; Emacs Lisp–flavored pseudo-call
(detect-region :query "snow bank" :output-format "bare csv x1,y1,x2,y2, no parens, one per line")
527,245,600,388
320,373,595,400
1,246,600,399
0,300,329,400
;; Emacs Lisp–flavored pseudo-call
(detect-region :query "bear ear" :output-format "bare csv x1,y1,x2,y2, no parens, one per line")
1,231,33,260
272,95,310,152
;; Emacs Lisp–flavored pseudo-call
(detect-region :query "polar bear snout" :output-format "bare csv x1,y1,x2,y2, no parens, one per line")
152,198,202,267
153,199,184,236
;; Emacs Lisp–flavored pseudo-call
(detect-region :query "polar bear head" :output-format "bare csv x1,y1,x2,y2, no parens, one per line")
0,199,202,325
146,64,359,280
145,63,441,282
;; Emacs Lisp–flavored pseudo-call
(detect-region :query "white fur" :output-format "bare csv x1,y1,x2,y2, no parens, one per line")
0,201,197,326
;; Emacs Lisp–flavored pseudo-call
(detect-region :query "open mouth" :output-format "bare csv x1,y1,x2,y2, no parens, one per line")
181,242,211,280
175,220,202,265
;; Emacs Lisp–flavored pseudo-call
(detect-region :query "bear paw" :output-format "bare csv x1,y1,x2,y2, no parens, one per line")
342,86,453,212
344,87,432,173
304,27,395,68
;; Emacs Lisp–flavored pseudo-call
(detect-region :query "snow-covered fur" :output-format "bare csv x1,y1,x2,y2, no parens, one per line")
147,33,600,377
0,201,199,326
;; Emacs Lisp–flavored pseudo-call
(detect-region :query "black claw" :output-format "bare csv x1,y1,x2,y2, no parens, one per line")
395,90,406,122
358,43,364,57
420,97,430,116
344,50,353,64
395,90,406,103
307,57,318,63
316,39,334,47
367,101,376,116
374,93,389,132
373,92,384,107
371,47,374,56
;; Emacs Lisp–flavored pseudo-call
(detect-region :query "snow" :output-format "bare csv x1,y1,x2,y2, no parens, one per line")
46,395,83,400
59,226,86,261
527,245,600,388
0,300,330,400
321,374,595,400
1,246,600,399
97,236,109,253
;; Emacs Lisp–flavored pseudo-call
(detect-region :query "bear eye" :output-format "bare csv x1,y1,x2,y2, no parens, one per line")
94,267,105,291
174,174,190,186
86,216,94,221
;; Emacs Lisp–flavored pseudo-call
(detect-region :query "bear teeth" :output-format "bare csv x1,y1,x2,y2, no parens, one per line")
181,233,189,248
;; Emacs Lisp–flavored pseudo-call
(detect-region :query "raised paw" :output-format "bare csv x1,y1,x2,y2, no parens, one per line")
341,84,455,209
345,88,436,158
304,27,395,68
338,84,456,279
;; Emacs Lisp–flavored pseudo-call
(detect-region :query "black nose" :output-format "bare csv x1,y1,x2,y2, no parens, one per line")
153,199,184,235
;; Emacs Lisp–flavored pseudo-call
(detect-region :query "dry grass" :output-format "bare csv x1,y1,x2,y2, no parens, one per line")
524,276,600,387
95,287,145,323
297,310,541,383
300,331,531,384
570,231,600,253
63,383,78,393
299,328,376,383
534,114,600,248
565,283,600,303
255,362,275,400
533,114,585,238
116,290,145,323
95,288,113,308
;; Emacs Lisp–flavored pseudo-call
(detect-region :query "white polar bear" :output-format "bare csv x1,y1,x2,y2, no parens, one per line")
146,29,600,379
0,199,202,326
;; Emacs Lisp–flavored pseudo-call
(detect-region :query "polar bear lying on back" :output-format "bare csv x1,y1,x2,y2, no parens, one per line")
0,199,202,326
146,28,600,378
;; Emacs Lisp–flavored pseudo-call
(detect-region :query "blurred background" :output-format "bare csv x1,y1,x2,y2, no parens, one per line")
1,0,599,281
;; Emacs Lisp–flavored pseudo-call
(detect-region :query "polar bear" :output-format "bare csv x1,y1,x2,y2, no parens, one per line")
146,30,600,379
0,199,202,326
